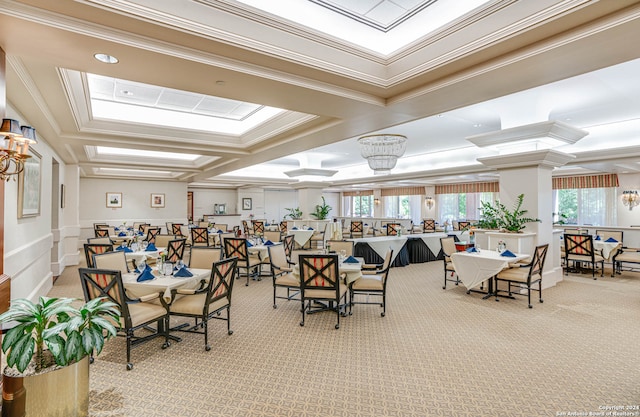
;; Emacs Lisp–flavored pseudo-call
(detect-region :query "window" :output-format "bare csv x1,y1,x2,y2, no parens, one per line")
343,195,373,217
383,195,422,222
553,188,616,226
438,192,496,223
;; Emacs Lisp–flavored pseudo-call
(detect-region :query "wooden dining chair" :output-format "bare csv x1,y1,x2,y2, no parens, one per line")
223,237,261,286
93,250,130,274
83,243,114,268
252,220,265,236
564,234,604,279
79,268,170,370
145,227,160,243
350,220,364,238
171,223,184,236
386,223,401,236
166,238,187,262
268,244,299,308
279,221,288,234
348,248,393,317
188,246,223,269
299,254,347,329
457,221,471,231
95,228,110,238
168,257,238,351
494,244,548,308
422,219,436,233
190,227,209,247
242,220,252,237
439,237,459,289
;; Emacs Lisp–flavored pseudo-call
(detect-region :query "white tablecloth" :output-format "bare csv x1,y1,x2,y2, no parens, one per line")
124,247,166,265
451,250,529,290
288,230,315,247
122,268,210,303
348,236,407,264
248,242,282,259
593,240,622,260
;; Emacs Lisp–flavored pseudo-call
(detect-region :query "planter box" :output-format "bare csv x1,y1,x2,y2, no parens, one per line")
486,231,536,255
2,356,89,417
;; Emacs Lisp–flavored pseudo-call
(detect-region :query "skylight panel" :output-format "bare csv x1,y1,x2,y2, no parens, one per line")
96,146,200,161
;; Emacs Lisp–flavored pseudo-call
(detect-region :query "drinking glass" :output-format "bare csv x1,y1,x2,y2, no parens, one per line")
137,259,146,272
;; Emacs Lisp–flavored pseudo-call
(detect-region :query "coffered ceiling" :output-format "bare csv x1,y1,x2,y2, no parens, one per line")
1,0,640,191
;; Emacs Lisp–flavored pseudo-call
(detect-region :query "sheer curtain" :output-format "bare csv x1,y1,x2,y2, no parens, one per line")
342,196,352,217
578,188,616,226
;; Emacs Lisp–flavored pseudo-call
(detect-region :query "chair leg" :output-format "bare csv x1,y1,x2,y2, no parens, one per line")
300,300,305,326
381,293,386,317
126,330,133,371
204,319,211,351
273,285,277,309
527,286,532,308
539,280,543,304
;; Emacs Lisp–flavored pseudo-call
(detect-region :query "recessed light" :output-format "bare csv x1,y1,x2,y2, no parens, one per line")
94,53,118,64
215,80,226,86
121,90,133,96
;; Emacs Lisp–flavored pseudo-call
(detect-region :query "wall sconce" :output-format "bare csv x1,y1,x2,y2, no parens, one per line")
374,198,380,205
425,196,435,209
622,190,639,210
0,118,38,181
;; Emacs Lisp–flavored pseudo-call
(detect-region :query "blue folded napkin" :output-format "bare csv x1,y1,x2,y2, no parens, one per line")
308,227,313,230
136,268,155,282
343,256,359,263
116,245,133,253
292,227,298,230
465,247,478,253
145,243,157,251
595,235,601,240
118,231,126,236
246,241,253,247
264,240,274,246
217,230,223,233
500,249,516,257
605,237,618,242
173,267,193,277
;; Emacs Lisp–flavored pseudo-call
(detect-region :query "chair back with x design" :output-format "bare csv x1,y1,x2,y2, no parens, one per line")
252,220,265,235
171,223,184,236
423,219,436,232
79,268,129,327
206,257,238,307
224,237,249,262
282,234,295,263
84,243,114,268
191,227,209,247
564,234,594,256
386,223,401,236
145,227,160,243
350,221,363,237
529,244,548,280
279,221,288,234
166,238,187,262
299,255,340,293
95,228,109,238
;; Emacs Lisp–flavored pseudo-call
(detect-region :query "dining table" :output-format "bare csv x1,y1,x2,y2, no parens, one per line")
349,235,409,267
121,267,210,304
288,229,315,248
292,257,364,286
450,249,530,296
122,247,166,266
593,239,622,261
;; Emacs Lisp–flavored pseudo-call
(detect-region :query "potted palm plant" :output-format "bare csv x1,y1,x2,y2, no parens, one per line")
284,207,303,220
0,296,119,416
310,196,332,220
478,194,540,232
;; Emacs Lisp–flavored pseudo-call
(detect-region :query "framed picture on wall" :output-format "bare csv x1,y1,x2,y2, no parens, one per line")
17,148,42,218
242,198,252,210
151,193,165,208
106,192,122,208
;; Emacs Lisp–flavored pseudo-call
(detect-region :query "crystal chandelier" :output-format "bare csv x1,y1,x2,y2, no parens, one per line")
622,190,639,210
0,119,38,181
358,134,407,175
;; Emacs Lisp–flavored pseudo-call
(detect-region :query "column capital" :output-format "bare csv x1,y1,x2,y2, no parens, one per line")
477,149,575,170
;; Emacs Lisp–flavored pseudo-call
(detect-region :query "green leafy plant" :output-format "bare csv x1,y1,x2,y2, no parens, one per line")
310,196,332,220
0,297,120,374
284,207,303,220
477,194,540,232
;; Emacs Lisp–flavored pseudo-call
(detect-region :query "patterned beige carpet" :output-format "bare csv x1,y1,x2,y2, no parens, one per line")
49,259,640,417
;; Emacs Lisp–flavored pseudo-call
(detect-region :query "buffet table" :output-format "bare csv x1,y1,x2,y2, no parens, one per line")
348,236,409,267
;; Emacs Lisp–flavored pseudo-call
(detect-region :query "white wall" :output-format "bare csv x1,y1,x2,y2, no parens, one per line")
265,189,297,222
617,173,640,227
190,188,237,221
79,178,188,242
3,106,72,300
